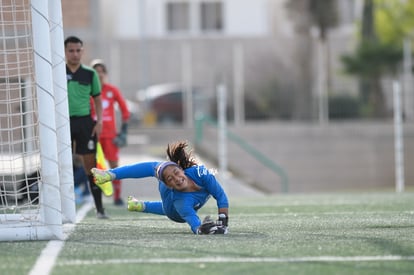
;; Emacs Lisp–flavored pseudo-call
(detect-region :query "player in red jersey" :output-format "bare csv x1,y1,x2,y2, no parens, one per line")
90,59,130,206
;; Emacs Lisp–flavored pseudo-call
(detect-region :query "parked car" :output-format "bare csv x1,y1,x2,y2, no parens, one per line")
135,83,212,125
114,98,142,125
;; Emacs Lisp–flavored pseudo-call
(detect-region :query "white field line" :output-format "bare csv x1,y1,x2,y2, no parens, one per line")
57,255,414,266
233,211,414,217
28,202,94,275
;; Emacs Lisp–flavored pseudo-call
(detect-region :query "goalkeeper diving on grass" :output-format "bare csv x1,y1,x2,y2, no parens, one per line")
91,140,229,234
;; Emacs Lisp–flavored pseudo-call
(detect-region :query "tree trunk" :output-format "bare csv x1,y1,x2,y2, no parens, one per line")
369,76,386,117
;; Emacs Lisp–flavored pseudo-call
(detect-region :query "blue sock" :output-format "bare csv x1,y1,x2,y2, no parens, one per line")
143,201,165,215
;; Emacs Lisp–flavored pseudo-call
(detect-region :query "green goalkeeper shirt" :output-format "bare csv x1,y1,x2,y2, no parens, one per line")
66,64,101,117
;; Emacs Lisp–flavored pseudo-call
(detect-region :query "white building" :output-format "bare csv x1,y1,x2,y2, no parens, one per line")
64,0,361,121
99,0,273,38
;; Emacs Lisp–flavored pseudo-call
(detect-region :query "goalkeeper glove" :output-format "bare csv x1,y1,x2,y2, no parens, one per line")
197,215,228,235
113,122,128,147
217,213,228,227
91,168,115,184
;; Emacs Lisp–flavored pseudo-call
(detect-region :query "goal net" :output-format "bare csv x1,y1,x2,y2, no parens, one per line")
0,0,75,241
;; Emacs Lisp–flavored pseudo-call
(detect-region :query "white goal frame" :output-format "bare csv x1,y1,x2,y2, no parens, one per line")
0,0,75,241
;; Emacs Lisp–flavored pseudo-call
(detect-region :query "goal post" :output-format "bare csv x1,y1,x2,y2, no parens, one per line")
0,0,75,241
49,0,77,224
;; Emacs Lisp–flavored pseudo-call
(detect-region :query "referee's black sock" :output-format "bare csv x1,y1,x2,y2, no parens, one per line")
88,175,104,213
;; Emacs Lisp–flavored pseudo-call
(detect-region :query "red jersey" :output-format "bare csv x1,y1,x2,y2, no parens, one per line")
91,83,130,138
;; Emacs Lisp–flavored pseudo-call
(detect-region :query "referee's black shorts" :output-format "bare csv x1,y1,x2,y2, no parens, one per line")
70,115,97,155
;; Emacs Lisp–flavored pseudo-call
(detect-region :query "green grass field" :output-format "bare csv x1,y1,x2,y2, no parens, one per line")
1,192,414,275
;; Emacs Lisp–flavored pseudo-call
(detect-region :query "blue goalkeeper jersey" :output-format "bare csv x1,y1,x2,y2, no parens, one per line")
110,161,229,233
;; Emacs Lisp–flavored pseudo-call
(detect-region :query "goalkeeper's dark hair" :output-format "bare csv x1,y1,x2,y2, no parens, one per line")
166,141,197,169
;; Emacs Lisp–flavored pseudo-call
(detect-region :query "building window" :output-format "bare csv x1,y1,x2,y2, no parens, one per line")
166,1,223,34
166,2,190,31
200,2,222,31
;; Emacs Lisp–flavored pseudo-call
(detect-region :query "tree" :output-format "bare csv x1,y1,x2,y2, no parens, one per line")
342,0,413,118
375,0,414,45
284,0,314,120
309,0,338,122
342,40,401,117
285,0,338,121
309,0,338,41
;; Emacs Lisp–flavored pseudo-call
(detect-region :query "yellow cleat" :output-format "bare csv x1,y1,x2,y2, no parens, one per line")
91,168,114,196
127,196,144,212
91,168,113,184
97,180,113,197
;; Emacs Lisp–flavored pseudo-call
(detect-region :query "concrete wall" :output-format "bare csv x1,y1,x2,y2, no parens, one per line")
192,121,414,193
